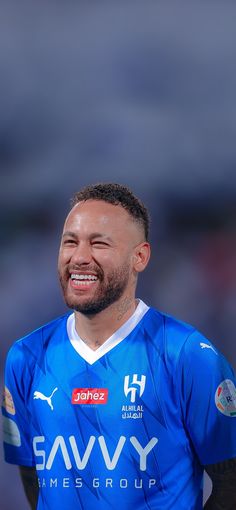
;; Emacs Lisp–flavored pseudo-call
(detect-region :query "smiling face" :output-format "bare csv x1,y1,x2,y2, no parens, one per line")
58,200,150,315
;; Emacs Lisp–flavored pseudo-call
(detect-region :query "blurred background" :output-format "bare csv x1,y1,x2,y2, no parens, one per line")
1,0,236,508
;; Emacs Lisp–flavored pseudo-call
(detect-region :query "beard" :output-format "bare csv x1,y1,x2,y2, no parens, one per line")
59,262,131,315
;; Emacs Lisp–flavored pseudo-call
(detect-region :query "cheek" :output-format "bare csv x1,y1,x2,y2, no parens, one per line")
103,250,133,273
58,249,70,268
102,252,127,268
92,250,114,264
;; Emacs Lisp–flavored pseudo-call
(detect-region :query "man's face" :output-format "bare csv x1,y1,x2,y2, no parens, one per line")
58,200,146,315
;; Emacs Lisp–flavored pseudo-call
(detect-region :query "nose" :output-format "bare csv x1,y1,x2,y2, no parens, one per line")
70,241,92,265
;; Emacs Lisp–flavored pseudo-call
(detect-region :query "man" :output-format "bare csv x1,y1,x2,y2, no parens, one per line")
2,182,236,510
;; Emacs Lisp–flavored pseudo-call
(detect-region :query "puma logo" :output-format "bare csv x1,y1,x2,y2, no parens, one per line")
33,388,58,410
200,342,218,355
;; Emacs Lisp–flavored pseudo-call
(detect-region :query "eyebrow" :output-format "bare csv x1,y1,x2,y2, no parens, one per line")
62,231,113,243
62,231,77,239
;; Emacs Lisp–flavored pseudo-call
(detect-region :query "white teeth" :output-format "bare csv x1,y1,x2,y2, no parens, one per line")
72,280,94,286
71,274,98,281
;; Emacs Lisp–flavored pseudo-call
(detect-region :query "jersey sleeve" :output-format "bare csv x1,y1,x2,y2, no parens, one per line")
2,342,35,466
178,330,236,466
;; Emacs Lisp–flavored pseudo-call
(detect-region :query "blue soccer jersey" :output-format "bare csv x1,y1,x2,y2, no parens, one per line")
2,300,236,510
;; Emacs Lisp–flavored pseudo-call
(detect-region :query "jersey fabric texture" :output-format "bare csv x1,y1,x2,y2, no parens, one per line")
2,300,236,510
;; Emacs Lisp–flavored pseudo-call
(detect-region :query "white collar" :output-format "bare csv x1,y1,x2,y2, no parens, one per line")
67,299,149,365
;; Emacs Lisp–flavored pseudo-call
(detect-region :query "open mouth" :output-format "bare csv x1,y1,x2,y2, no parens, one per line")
70,273,98,286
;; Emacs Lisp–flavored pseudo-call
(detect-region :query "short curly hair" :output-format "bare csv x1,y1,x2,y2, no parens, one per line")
71,183,150,241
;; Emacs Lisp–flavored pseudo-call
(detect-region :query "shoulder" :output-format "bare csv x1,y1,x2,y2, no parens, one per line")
144,307,195,357
144,307,231,373
145,306,195,338
5,312,70,372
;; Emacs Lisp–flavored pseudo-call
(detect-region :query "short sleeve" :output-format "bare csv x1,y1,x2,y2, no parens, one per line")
2,343,35,466
179,330,236,466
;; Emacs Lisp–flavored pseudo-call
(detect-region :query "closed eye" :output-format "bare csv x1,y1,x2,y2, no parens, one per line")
92,241,110,247
63,239,77,246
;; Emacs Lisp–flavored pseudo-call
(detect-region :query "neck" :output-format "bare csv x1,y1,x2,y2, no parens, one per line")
74,296,138,351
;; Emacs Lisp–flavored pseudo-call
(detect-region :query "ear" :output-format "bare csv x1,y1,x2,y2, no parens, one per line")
133,242,151,273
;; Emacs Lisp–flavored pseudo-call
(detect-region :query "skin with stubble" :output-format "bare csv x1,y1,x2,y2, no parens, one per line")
58,200,150,349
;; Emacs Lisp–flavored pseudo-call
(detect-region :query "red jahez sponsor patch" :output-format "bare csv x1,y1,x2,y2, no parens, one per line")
72,388,108,405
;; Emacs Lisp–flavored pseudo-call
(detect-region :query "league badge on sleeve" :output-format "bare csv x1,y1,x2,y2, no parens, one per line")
2,387,16,415
215,379,236,417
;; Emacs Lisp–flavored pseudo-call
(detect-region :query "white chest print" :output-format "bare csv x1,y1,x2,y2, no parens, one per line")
200,342,218,355
124,374,146,403
33,387,58,411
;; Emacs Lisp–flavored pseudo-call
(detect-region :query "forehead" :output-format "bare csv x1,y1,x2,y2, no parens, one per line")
63,200,135,235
